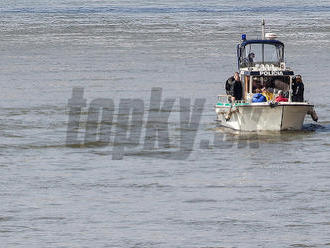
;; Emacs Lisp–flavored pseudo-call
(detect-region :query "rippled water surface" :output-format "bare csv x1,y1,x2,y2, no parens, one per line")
1,1,330,247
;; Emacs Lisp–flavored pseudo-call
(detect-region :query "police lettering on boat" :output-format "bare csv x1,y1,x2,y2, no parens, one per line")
260,71,283,76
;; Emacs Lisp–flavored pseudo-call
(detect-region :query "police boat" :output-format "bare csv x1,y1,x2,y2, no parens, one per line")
215,20,318,131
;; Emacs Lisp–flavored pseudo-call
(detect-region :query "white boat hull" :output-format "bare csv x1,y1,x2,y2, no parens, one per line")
215,102,314,131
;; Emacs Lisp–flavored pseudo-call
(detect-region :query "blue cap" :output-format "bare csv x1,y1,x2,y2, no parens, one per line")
242,34,246,40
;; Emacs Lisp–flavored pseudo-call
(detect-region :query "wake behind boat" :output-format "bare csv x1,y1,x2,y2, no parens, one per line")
215,20,318,131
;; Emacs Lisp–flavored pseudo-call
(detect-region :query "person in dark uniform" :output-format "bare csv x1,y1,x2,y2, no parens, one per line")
225,74,235,95
242,53,255,67
292,75,304,102
231,72,243,101
225,72,242,102
248,52,255,63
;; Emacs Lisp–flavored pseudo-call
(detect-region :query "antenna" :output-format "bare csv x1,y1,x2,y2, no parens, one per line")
261,19,265,40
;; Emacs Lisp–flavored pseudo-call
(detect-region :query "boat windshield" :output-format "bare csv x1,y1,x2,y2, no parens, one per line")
240,42,284,68
247,76,291,94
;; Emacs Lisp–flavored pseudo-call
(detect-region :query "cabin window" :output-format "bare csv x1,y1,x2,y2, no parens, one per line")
250,76,290,94
240,43,284,67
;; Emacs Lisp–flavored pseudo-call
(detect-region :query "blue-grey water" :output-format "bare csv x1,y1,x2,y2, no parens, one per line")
1,1,330,247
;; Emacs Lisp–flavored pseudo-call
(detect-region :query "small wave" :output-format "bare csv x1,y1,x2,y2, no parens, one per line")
302,123,325,131
0,143,69,150
31,216,66,221
0,216,14,222
289,243,316,247
183,198,217,203
304,122,330,132
126,183,171,189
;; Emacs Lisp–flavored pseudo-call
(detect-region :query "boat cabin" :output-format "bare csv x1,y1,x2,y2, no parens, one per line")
236,36,296,102
237,39,285,69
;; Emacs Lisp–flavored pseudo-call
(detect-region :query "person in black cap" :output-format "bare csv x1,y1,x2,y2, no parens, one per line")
292,75,304,102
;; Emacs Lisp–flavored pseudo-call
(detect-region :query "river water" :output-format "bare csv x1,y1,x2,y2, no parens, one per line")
1,1,330,247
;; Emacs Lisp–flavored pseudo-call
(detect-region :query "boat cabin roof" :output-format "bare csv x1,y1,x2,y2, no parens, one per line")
240,39,284,47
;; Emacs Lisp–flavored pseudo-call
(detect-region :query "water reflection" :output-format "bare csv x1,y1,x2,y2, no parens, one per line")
212,122,326,148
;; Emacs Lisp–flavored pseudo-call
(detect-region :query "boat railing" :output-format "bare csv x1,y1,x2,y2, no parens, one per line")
217,95,230,103
217,95,247,104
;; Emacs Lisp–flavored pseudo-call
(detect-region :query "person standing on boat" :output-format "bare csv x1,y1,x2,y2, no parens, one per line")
225,72,242,101
231,72,243,102
292,75,304,102
225,75,235,95
248,52,255,63
242,53,255,67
